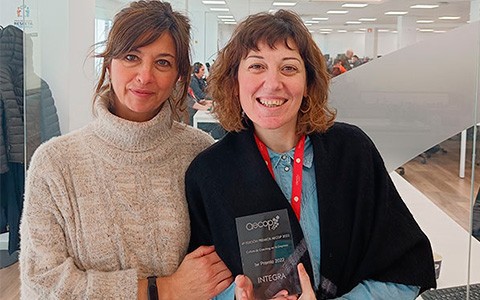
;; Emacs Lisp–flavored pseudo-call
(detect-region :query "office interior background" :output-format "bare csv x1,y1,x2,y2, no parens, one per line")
1,0,480,299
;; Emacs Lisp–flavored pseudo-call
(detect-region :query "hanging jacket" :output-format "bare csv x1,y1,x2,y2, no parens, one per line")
0,24,61,254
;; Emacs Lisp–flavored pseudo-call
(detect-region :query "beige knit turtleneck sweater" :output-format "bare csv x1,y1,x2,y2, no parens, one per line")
19,98,214,299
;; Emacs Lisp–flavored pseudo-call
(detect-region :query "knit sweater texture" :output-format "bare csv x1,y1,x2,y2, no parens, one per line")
19,98,214,299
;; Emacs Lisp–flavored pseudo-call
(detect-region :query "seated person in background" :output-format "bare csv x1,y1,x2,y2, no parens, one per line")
331,58,346,77
186,9,436,300
190,62,208,100
352,54,363,68
186,86,213,125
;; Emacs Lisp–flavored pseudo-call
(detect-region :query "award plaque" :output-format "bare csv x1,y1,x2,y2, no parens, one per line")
236,209,303,299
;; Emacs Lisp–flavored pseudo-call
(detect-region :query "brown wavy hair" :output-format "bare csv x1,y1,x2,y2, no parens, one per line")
208,9,336,134
93,0,191,122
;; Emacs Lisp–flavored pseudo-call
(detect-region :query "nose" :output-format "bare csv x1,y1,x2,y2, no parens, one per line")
136,63,154,85
263,69,283,91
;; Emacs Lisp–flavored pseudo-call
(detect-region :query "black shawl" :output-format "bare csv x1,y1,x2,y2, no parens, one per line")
186,122,436,299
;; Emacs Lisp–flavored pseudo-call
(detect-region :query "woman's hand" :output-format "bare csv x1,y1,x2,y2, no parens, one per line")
234,274,255,300
297,263,316,300
156,245,233,300
233,263,316,300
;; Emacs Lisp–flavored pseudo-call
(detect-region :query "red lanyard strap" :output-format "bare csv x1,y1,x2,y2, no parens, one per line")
254,134,306,220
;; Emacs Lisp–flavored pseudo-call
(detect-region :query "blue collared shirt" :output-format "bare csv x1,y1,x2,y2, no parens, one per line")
214,136,420,299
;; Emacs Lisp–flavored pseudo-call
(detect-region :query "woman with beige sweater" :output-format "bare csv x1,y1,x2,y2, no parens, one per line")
19,1,232,299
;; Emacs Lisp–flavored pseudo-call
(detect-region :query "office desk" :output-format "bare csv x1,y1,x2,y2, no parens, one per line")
193,110,218,128
390,172,480,298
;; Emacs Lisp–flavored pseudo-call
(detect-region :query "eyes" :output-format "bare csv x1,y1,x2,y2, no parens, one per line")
123,54,174,68
247,62,301,75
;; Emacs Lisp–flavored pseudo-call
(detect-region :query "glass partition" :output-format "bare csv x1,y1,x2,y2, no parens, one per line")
330,20,480,294
0,0,479,299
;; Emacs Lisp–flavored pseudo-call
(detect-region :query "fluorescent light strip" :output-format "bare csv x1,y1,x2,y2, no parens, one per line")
385,11,408,15
319,28,333,31
218,15,234,18
410,4,439,9
327,10,349,14
418,28,434,32
359,18,376,21
346,21,362,24
202,0,226,4
416,20,434,23
305,20,320,24
337,30,347,33
272,2,297,6
342,3,368,8
210,7,229,11
224,21,237,25
378,29,389,32
439,16,460,20
312,17,329,21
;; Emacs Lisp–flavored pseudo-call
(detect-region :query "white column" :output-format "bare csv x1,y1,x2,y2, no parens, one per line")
39,0,95,133
397,15,417,49
471,0,480,21
364,27,378,59
204,12,219,64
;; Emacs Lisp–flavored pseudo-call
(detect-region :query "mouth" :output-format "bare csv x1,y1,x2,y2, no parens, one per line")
131,88,155,97
257,98,287,108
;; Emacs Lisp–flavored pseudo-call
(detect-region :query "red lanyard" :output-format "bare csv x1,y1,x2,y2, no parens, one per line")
254,134,306,220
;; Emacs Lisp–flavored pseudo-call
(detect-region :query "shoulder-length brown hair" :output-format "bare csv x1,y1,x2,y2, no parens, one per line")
93,0,191,122
208,9,336,134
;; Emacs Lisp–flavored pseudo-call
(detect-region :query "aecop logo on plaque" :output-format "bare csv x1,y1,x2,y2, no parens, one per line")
245,215,280,231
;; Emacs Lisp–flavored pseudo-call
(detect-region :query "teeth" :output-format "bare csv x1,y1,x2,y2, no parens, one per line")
258,99,286,107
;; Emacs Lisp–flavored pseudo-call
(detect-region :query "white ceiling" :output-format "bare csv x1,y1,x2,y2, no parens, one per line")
99,0,472,33
215,0,471,32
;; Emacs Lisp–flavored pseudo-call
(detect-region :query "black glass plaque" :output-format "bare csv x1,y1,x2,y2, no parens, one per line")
236,209,302,299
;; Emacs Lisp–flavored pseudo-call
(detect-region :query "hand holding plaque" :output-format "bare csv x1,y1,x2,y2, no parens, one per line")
236,209,306,299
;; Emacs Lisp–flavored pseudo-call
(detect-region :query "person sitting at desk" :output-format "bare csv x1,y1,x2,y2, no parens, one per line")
190,62,208,100
186,86,212,125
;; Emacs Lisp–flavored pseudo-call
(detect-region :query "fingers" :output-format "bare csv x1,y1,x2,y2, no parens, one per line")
213,274,234,296
297,263,315,300
297,263,310,288
235,275,254,300
187,245,215,259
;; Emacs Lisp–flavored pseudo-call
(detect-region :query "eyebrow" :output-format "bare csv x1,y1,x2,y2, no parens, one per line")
245,55,301,63
130,49,176,59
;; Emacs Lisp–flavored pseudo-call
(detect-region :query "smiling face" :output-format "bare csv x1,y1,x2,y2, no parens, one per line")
237,39,307,136
109,32,178,122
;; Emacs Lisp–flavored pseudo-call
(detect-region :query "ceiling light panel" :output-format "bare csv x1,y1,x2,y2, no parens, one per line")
272,2,297,6
327,10,349,14
410,4,439,9
342,3,368,8
439,16,460,20
210,7,229,11
385,11,408,15
359,18,376,21
202,0,226,4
